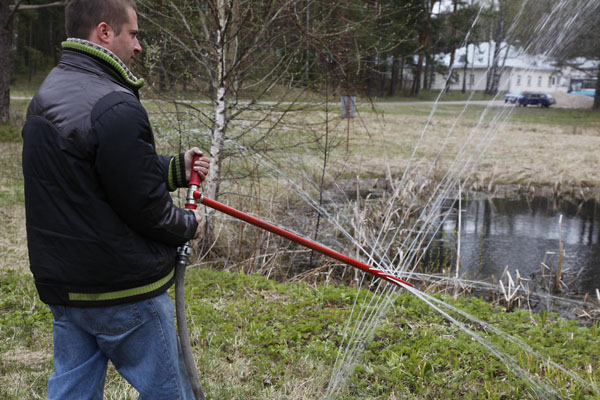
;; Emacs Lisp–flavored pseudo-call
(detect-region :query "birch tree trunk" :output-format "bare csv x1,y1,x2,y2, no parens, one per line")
204,0,230,207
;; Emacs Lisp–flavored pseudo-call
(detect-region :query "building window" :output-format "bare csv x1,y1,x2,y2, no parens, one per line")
527,76,532,86
548,76,553,87
516,75,521,86
469,74,475,85
538,76,542,87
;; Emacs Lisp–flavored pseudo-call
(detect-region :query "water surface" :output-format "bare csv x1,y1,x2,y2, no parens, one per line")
429,196,600,296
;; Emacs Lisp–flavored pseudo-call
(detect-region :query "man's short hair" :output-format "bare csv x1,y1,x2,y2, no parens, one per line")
66,0,137,39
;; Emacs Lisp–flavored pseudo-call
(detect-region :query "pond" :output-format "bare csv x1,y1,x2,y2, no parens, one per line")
427,195,600,297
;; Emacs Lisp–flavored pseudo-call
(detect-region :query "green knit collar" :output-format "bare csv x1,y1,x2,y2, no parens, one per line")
62,38,145,90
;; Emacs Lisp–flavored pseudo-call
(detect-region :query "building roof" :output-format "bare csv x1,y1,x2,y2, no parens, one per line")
563,57,599,72
440,42,560,72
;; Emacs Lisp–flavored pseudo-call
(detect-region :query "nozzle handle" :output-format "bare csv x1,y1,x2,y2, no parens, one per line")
189,154,203,187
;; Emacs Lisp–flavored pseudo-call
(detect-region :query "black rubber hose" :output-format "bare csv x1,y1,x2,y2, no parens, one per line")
175,246,205,400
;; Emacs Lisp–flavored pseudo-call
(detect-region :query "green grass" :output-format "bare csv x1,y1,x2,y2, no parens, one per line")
1,267,599,399
361,102,600,126
0,123,20,143
509,107,600,126
0,180,24,208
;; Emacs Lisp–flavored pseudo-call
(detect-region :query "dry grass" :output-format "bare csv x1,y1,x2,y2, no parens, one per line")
0,205,29,273
482,122,600,188
0,142,29,274
338,105,600,191
150,100,600,197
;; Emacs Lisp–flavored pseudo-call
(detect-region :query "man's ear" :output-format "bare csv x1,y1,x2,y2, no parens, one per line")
90,22,113,46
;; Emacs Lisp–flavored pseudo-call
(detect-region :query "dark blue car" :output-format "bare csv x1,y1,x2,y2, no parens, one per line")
504,91,522,103
518,92,556,108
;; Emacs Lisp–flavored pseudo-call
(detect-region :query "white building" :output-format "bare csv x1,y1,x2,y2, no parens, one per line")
432,42,566,93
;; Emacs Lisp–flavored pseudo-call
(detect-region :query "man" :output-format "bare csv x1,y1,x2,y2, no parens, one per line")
21,0,209,398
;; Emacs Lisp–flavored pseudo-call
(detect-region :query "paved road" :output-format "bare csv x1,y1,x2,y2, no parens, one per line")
373,100,507,106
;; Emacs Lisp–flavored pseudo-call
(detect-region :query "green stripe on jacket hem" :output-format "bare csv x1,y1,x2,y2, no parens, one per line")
68,269,174,302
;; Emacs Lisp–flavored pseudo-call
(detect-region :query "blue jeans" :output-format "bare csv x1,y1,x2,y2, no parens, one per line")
48,292,194,400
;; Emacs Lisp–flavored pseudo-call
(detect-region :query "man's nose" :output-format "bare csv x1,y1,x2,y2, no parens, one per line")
134,39,142,55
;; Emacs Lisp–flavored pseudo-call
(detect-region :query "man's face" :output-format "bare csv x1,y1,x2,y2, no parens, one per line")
108,6,142,69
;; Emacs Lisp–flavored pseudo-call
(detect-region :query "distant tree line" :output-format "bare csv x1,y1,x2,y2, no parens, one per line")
131,0,487,98
2,0,599,124
0,0,509,123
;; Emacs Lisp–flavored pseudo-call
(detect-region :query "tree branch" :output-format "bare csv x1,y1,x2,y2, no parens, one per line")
6,0,66,29
9,1,66,12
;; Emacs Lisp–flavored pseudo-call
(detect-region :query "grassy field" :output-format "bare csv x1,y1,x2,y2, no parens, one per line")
345,103,600,190
1,264,599,399
2,93,600,398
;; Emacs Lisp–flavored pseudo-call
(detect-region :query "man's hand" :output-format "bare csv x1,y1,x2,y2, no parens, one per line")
184,147,210,183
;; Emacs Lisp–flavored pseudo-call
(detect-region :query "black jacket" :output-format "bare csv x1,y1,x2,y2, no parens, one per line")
22,42,197,306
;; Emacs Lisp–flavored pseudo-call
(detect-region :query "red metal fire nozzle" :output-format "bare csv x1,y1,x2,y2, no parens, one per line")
186,154,411,288
185,154,204,210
